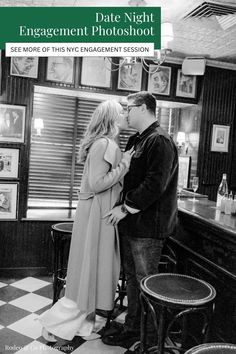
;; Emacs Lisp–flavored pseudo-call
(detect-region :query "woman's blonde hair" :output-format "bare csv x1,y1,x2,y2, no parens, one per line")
78,100,122,163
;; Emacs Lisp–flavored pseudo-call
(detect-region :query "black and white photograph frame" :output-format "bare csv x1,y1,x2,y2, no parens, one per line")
46,57,75,84
80,57,112,88
10,57,39,78
178,156,191,188
117,60,142,91
0,104,26,143
0,50,2,95
0,148,19,179
148,65,171,96
211,124,230,152
176,69,197,98
0,183,18,220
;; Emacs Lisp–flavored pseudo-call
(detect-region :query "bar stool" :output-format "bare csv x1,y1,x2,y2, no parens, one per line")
104,244,177,332
185,343,236,354
51,222,73,304
140,273,216,353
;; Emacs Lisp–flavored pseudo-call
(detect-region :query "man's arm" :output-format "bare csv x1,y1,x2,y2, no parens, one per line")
125,136,176,211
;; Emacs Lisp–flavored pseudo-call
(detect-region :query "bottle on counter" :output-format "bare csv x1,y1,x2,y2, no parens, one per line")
216,173,228,208
220,193,227,213
231,194,236,216
225,191,233,215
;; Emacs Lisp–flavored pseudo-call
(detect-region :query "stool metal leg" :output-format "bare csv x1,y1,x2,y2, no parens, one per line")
140,293,161,353
181,313,188,350
157,306,167,354
202,303,215,343
140,293,149,353
52,231,59,304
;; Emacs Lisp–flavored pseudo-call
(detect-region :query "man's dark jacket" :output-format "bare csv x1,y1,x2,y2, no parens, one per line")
119,121,179,239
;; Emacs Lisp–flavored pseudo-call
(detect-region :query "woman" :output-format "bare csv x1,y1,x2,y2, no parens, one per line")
38,100,134,342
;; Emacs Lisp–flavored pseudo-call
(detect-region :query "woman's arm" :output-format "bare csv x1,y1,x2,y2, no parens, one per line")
88,138,129,193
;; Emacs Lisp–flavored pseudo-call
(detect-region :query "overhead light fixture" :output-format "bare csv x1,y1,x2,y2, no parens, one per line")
161,22,174,49
105,22,173,74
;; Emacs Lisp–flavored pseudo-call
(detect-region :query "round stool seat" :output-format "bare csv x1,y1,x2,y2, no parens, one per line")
141,273,216,307
52,222,73,234
185,343,236,354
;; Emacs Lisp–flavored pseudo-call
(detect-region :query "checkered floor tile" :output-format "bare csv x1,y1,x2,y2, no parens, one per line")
0,276,128,354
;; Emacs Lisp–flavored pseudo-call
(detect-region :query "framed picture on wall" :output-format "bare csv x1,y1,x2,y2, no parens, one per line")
80,57,111,88
178,156,191,188
0,104,25,143
0,183,18,220
176,69,197,98
117,60,142,91
0,50,2,95
0,148,19,179
46,57,74,84
211,124,230,152
148,65,171,95
10,57,39,78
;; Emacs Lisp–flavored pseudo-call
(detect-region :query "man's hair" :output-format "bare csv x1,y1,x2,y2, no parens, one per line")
127,91,156,115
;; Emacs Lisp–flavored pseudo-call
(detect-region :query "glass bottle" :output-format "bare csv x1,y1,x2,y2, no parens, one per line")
225,191,232,215
231,195,236,216
220,193,227,213
216,173,228,208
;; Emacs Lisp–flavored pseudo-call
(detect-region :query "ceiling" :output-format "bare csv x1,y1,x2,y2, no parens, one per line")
0,0,236,65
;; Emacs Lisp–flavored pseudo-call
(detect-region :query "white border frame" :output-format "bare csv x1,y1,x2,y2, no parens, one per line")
0,50,2,95
81,57,111,88
10,57,39,78
46,57,75,84
0,148,19,179
211,124,230,152
0,183,18,220
178,156,191,188
0,104,26,143
176,69,197,98
117,60,142,92
148,65,171,96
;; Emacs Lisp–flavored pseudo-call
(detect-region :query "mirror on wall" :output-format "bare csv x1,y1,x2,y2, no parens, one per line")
156,100,201,187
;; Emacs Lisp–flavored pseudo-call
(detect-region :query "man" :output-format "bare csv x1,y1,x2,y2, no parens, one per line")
102,91,179,352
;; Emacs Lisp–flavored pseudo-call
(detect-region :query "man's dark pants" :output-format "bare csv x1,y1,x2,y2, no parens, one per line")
120,231,164,341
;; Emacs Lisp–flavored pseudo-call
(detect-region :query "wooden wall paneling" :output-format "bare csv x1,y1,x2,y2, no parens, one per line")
4,58,36,219
0,220,55,277
197,66,236,200
229,114,236,190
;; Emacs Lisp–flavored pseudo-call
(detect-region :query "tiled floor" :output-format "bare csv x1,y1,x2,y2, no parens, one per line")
0,276,130,354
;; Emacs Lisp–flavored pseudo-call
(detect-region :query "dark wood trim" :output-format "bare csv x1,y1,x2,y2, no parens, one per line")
0,267,50,278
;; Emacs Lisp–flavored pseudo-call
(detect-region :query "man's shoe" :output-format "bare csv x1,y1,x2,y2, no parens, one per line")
99,321,124,337
102,328,140,348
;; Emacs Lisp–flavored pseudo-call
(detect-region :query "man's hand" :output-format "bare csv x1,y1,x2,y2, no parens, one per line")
103,205,127,226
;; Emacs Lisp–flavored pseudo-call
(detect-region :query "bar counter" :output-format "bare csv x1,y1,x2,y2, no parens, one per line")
178,198,236,241
169,196,236,343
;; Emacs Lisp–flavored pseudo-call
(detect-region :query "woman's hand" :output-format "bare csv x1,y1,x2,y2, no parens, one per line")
121,146,135,168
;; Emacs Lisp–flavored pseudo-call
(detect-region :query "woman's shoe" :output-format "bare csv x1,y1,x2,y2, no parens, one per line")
42,327,57,342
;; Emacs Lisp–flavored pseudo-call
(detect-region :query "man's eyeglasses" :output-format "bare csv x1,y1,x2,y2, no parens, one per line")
127,104,142,113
